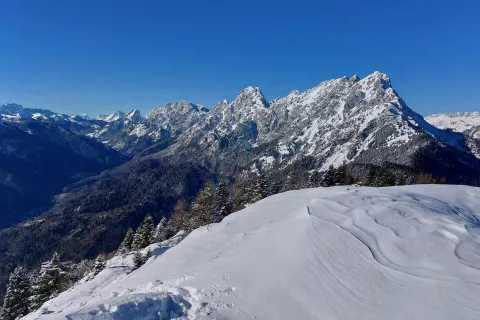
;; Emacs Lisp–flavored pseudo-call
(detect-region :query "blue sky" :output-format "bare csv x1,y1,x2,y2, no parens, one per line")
0,0,478,117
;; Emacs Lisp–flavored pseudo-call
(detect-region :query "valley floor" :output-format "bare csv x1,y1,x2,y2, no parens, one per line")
24,185,480,320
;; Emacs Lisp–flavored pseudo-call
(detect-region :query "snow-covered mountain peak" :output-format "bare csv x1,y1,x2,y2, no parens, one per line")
234,86,269,110
426,112,480,132
97,110,126,122
425,111,480,157
125,109,142,122
73,113,91,120
350,74,360,83
0,103,24,114
210,99,230,112
357,71,392,89
147,101,207,119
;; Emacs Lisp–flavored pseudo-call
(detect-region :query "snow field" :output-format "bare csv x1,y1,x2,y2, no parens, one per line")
24,185,480,319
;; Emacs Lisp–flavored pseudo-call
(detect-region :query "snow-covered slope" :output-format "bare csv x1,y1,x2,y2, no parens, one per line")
96,110,126,122
426,112,480,132
426,112,480,158
25,185,480,320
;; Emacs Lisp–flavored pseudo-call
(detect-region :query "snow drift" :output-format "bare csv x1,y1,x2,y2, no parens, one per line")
24,185,480,319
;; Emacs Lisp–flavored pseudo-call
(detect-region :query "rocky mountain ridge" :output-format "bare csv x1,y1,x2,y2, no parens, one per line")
426,111,480,158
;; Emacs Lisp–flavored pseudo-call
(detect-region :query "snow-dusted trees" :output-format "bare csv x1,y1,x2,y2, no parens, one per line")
282,170,306,191
169,199,188,234
322,166,336,187
132,215,155,250
308,171,321,188
93,256,105,276
212,179,232,223
321,165,351,187
365,165,396,187
30,252,67,311
154,217,169,243
132,251,144,270
1,267,30,320
251,174,268,203
233,182,253,210
117,228,134,254
189,182,214,230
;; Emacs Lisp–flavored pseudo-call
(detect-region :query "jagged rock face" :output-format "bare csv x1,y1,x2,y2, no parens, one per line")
90,102,208,155
426,112,480,158
156,72,477,179
87,73,477,171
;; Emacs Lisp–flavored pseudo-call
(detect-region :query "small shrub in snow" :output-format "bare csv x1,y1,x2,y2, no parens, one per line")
93,256,105,276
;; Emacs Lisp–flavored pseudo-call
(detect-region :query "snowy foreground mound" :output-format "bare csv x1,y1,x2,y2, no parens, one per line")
25,185,480,320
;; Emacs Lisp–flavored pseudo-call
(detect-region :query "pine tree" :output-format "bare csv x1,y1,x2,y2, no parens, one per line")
143,215,155,245
93,256,105,276
234,182,253,210
117,228,134,254
131,215,155,250
1,267,30,320
131,228,143,251
282,170,305,191
322,166,336,187
153,217,169,243
333,165,346,185
189,182,214,230
132,251,144,270
251,174,268,203
169,199,188,234
30,252,66,311
212,178,232,223
268,181,282,197
308,171,321,188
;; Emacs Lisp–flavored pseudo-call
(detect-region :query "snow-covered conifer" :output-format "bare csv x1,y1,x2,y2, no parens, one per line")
1,267,30,320
322,166,336,187
308,171,321,188
117,228,134,254
132,251,144,270
30,252,66,311
132,215,155,250
212,179,232,223
251,174,268,203
189,182,214,230
153,217,169,243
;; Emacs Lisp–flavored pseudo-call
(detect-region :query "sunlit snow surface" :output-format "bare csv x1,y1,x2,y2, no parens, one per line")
426,112,480,133
24,185,480,320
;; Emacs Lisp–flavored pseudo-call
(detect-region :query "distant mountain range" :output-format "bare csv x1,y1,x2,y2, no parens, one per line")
1,72,479,304
0,104,127,228
426,112,480,158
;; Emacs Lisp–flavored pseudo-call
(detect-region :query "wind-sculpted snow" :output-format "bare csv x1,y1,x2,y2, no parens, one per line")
24,185,480,320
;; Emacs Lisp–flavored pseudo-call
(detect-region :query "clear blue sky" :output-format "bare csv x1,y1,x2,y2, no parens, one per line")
0,0,478,117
